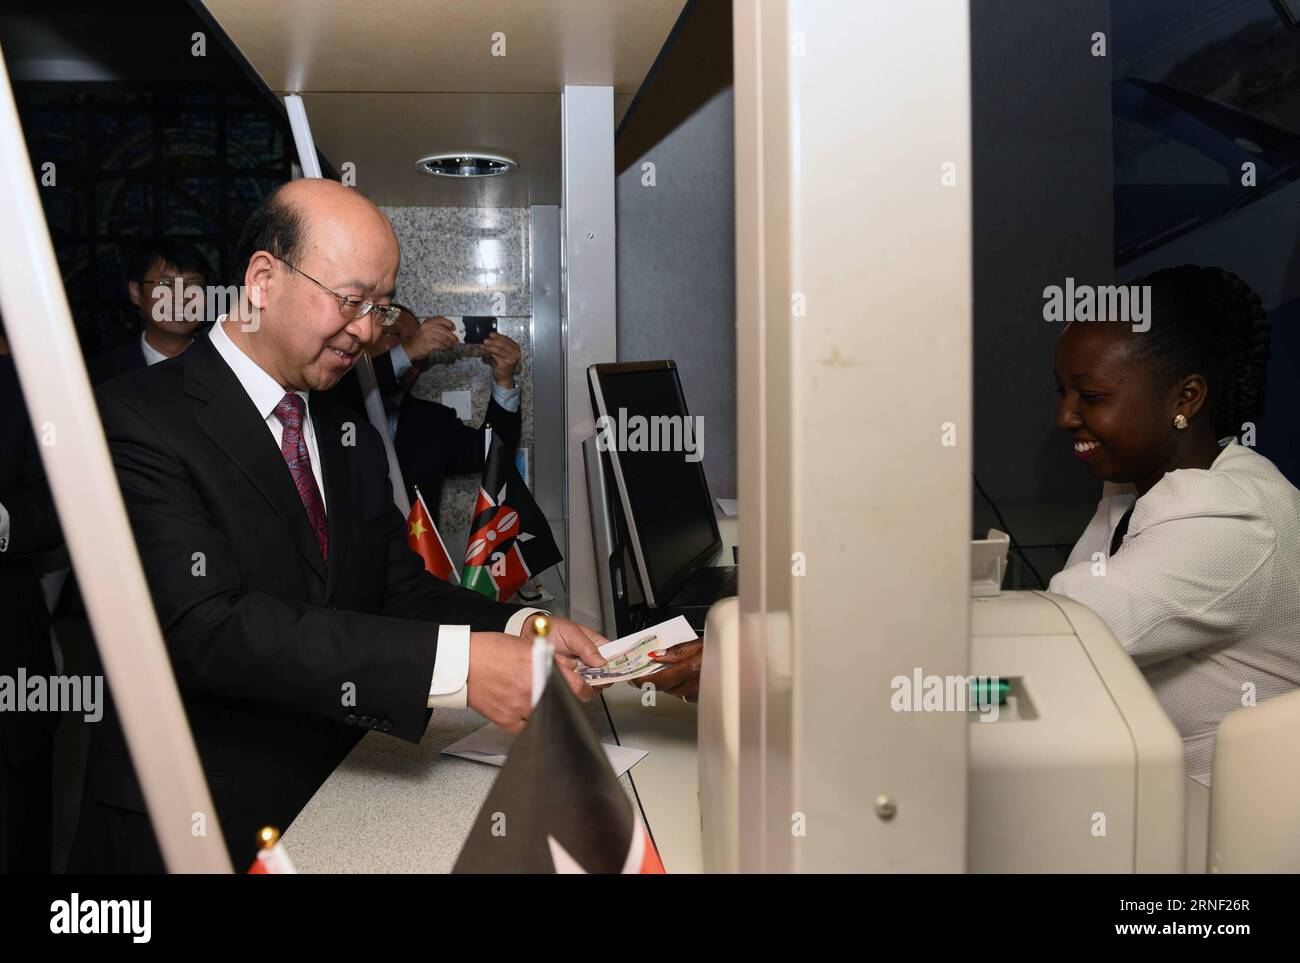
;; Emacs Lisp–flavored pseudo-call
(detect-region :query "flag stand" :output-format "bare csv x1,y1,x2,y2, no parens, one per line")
412,484,459,584
530,615,553,706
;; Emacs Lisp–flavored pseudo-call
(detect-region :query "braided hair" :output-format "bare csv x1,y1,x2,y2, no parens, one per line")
1127,265,1271,439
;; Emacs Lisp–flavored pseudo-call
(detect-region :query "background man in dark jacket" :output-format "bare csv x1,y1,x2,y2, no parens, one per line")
0,322,65,873
329,307,523,511
89,240,212,385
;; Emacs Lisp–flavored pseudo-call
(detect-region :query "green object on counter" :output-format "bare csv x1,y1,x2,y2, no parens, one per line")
970,678,1009,706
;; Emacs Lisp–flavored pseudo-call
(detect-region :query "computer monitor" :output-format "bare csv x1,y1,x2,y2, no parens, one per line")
588,361,721,609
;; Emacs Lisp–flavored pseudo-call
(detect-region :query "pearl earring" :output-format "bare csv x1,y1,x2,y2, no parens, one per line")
1173,414,1188,430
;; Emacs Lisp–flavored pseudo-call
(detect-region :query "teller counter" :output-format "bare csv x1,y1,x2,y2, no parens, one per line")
283,685,703,873
283,513,727,873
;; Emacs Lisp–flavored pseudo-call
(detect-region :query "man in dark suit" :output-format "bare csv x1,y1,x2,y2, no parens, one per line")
69,179,605,872
0,331,64,873
329,308,523,510
88,240,212,385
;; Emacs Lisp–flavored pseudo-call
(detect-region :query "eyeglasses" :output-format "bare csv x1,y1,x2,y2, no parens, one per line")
380,303,416,329
277,257,401,327
141,276,204,289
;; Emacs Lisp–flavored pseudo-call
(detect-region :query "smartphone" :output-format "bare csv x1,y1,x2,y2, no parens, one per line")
455,316,498,345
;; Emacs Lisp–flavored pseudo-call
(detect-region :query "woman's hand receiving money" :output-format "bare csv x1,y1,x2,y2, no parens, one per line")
627,640,704,703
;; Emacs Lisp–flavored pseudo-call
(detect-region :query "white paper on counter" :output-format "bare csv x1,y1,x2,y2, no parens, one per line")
442,723,649,778
715,497,738,516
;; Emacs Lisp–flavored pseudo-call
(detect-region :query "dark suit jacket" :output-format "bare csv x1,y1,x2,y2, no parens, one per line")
88,326,212,387
71,332,523,871
0,357,63,767
327,351,522,510
87,339,146,386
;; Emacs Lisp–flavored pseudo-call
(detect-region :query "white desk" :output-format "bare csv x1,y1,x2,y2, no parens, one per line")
281,699,633,872
603,681,702,873
282,690,702,873
598,503,733,873
283,508,728,872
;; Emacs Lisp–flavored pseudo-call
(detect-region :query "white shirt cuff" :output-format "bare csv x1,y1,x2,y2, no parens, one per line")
0,500,9,553
389,343,413,380
491,382,521,412
428,612,548,709
505,607,549,637
427,624,470,708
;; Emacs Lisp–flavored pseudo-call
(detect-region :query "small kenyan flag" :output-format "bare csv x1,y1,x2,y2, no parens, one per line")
461,429,563,602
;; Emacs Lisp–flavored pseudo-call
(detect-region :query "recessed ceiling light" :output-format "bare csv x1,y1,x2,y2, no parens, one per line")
415,153,516,178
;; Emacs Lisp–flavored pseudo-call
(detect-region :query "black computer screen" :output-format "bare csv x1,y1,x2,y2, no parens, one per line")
592,363,720,606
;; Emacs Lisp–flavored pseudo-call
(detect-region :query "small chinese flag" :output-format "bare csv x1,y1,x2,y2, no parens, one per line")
248,826,296,874
407,486,459,584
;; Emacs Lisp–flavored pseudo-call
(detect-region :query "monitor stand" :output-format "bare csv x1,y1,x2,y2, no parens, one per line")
663,566,739,632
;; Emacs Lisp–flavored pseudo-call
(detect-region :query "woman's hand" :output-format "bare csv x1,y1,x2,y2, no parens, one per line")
628,639,704,703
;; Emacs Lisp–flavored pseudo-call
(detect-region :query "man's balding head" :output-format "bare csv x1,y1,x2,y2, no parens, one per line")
234,179,398,282
230,179,401,392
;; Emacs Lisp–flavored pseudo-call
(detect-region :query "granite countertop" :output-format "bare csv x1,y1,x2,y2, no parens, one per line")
282,697,630,873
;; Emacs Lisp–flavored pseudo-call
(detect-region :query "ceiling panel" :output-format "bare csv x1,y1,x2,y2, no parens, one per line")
302,91,561,207
202,0,686,94
201,1,674,207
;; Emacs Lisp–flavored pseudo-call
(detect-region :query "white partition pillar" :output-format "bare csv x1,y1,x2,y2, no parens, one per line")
561,86,617,626
530,205,564,524
733,0,973,872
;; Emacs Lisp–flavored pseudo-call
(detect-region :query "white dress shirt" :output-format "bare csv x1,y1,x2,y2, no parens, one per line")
209,317,326,507
1049,440,1300,785
208,317,540,708
140,331,171,367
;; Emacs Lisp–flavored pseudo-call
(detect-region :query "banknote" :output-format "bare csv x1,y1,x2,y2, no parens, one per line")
578,633,670,685
578,616,700,687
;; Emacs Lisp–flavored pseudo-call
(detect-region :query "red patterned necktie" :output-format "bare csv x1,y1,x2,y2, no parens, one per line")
273,393,328,561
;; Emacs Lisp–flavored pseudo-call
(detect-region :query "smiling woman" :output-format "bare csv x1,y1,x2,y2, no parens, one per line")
1052,266,1270,496
1048,265,1300,787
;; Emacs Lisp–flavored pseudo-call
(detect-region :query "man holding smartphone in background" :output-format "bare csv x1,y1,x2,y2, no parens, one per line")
335,308,523,512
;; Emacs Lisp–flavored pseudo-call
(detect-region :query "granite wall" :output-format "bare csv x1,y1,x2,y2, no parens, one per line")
380,206,533,537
